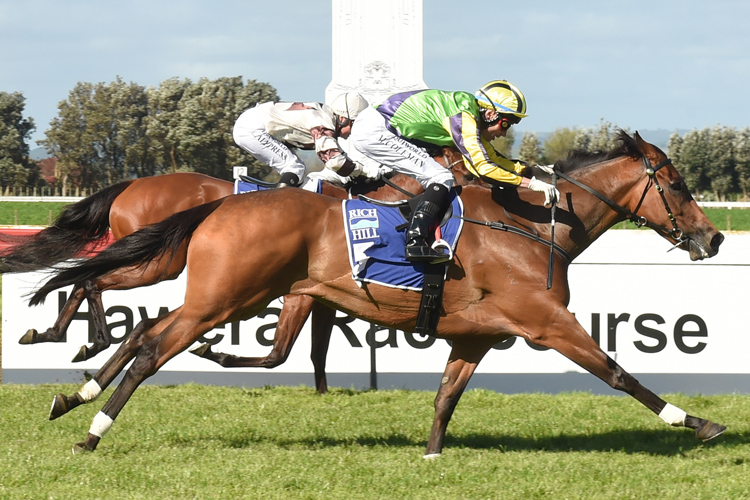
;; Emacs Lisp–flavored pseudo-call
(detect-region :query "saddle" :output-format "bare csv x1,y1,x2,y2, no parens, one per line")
357,191,458,336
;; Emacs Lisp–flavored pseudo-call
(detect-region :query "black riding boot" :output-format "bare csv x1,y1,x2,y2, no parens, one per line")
277,172,300,188
405,184,451,262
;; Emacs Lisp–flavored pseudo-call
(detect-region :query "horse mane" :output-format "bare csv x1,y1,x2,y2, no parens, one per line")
555,130,643,174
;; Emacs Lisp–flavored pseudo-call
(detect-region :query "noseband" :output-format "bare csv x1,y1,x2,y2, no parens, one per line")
554,156,687,247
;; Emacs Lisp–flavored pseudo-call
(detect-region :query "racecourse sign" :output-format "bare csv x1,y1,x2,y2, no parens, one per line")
3,232,750,394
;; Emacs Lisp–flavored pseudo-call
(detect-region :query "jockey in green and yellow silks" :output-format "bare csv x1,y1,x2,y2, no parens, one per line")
348,80,559,263
376,85,527,186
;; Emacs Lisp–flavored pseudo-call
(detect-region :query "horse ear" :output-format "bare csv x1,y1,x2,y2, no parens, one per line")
633,131,657,157
634,131,646,148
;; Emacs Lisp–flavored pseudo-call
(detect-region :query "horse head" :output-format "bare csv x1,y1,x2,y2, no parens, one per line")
552,130,723,262
629,131,723,260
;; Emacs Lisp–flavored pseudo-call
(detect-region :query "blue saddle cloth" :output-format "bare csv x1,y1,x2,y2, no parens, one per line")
343,191,464,291
233,178,322,194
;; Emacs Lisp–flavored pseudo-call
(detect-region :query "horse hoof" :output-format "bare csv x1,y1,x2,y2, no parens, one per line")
72,442,93,454
49,394,69,421
18,329,38,345
189,343,211,357
423,453,442,460
696,420,727,442
71,345,89,363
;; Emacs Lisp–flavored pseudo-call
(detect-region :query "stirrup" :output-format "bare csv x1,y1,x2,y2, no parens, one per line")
405,242,449,263
430,239,453,263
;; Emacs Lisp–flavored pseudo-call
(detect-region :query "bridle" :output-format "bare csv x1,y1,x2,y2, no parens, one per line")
553,155,688,248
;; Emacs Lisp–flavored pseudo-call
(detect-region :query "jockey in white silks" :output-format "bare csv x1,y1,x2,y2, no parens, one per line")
233,92,388,190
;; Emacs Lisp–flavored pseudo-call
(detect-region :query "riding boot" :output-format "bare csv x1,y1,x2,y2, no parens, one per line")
405,184,451,262
277,172,300,188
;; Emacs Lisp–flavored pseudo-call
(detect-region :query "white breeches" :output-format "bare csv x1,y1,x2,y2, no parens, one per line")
348,107,455,189
233,107,307,178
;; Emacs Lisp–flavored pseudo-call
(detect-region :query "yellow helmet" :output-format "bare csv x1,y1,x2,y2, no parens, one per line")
474,80,528,118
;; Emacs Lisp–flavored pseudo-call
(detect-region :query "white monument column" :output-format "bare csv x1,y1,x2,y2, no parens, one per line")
325,0,427,106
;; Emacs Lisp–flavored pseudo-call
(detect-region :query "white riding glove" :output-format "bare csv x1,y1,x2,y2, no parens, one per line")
527,176,560,207
353,161,384,180
536,164,555,175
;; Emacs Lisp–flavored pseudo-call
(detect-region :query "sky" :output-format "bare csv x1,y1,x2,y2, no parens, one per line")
1,0,749,145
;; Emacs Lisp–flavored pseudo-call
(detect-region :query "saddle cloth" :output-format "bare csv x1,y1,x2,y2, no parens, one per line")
343,191,464,291
233,178,322,194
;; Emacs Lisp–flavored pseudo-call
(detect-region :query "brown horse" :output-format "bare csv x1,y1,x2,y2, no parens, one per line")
2,172,235,361
5,151,471,374
31,131,726,455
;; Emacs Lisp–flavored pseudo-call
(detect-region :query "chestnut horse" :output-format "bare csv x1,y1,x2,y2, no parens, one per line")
5,151,472,378
31,131,726,455
3,172,234,361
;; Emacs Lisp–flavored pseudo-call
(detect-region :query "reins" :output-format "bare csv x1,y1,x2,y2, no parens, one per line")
457,213,572,263
553,156,686,244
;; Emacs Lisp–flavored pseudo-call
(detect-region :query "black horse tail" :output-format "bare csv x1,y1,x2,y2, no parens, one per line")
0,180,134,273
29,198,227,307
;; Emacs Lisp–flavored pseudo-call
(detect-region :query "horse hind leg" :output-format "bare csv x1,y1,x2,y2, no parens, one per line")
73,312,210,453
70,280,111,363
49,312,172,421
18,284,87,345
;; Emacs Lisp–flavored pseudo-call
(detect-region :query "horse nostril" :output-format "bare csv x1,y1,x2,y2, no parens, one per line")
710,232,724,252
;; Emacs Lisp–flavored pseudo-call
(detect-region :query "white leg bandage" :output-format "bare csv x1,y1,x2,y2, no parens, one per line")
89,411,114,438
658,403,687,426
78,379,102,402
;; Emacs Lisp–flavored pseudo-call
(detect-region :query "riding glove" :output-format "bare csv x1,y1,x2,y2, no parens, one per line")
353,161,384,180
536,164,556,175
527,176,560,207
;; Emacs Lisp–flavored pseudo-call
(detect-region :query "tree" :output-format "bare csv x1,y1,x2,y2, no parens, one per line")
543,127,579,163
587,119,626,152
735,128,750,200
678,129,711,198
666,131,683,165
489,127,516,159
0,91,37,190
40,78,150,191
706,126,736,201
146,77,277,180
42,76,279,189
518,132,543,164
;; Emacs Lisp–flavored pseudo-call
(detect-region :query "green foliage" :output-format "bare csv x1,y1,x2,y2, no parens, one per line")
543,127,579,163
736,129,750,199
518,132,543,164
0,385,747,499
0,91,37,190
39,76,279,192
489,127,516,158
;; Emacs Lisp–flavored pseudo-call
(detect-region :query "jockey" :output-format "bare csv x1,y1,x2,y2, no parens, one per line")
348,80,560,262
232,92,384,189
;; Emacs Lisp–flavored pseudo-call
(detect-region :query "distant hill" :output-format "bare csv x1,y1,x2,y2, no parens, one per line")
29,147,49,160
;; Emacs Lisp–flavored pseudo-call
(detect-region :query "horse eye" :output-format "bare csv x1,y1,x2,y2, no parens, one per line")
669,181,684,193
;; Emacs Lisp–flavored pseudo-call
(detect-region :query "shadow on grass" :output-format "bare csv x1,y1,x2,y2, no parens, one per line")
176,428,748,456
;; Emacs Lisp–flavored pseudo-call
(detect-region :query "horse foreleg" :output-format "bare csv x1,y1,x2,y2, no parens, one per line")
531,311,726,442
70,280,110,363
49,311,175,421
425,340,492,458
72,313,207,453
18,284,86,345
310,300,335,394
